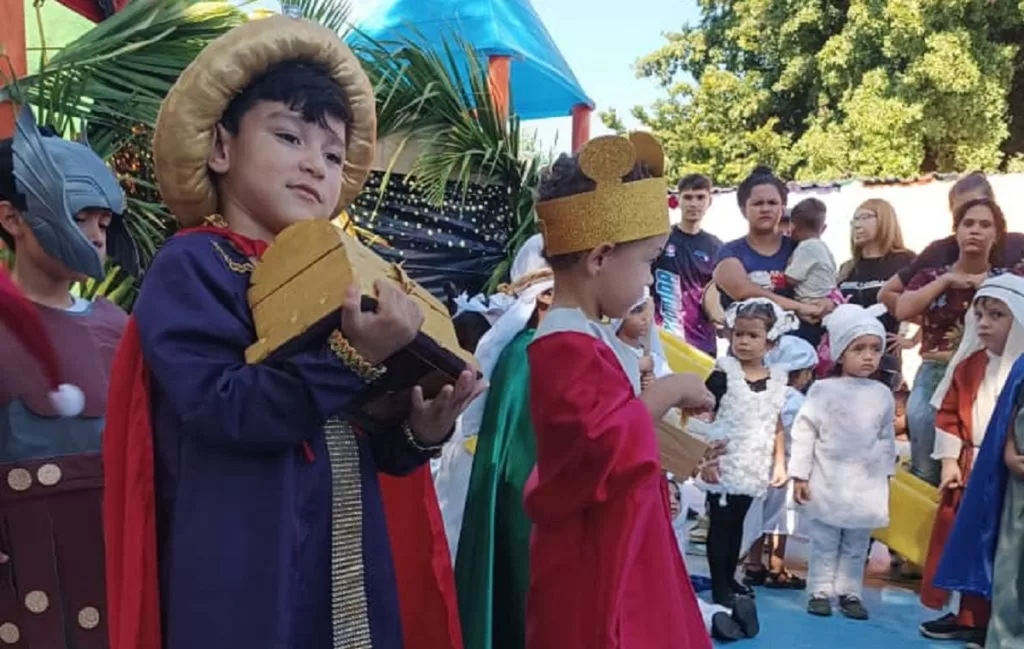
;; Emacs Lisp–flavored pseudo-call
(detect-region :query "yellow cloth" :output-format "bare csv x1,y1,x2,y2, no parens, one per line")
659,329,715,380
872,465,939,567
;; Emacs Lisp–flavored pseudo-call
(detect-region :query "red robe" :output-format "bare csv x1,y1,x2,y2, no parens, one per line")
920,350,991,627
524,331,711,649
103,227,461,649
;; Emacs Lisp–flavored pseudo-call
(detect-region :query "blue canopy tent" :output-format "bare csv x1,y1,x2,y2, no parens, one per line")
354,0,593,149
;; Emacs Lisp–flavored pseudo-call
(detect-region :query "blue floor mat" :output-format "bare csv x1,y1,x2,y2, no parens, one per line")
711,584,954,648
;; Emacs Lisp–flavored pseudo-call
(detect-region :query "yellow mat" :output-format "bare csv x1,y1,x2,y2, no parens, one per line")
659,328,715,380
873,466,939,567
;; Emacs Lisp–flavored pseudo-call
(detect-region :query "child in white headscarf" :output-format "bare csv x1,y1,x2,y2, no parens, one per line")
742,335,818,589
616,288,671,386
790,304,896,621
918,272,1024,645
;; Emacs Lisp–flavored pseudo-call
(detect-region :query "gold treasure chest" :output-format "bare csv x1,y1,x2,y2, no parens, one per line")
246,219,477,422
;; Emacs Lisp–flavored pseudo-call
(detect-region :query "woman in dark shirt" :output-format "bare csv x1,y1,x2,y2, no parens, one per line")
838,199,916,336
895,197,1013,487
712,166,825,346
838,199,917,434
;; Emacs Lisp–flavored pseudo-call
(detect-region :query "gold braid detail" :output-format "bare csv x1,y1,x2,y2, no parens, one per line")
495,268,554,297
328,330,387,383
211,242,255,275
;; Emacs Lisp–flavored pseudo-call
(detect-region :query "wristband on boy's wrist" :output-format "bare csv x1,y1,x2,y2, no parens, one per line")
328,330,387,383
404,420,451,456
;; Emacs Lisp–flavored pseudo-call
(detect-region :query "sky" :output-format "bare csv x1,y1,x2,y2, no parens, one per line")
251,0,701,153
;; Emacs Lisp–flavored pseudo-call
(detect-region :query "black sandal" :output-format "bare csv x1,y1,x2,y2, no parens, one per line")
764,570,806,590
743,564,768,586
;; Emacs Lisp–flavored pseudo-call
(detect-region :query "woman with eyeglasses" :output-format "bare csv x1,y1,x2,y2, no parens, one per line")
839,199,917,345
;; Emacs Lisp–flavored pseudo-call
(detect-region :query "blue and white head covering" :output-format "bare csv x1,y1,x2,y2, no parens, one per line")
765,335,818,372
10,106,131,279
931,273,1024,409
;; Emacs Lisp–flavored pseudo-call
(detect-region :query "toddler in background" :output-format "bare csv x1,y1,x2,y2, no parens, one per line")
617,288,671,385
703,298,794,607
785,198,839,307
743,335,818,590
790,304,896,620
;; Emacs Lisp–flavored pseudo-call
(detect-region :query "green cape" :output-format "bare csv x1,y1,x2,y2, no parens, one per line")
455,327,536,649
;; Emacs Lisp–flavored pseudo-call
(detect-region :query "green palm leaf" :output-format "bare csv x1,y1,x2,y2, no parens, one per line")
353,32,543,292
285,0,352,35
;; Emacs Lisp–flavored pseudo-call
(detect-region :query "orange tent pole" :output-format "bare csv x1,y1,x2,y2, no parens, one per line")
0,0,27,138
487,54,511,120
571,103,592,153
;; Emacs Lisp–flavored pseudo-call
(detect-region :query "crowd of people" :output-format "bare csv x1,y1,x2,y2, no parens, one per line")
445,166,1024,649
0,12,1022,649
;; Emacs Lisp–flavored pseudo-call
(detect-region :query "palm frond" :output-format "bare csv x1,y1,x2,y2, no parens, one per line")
287,0,352,35
353,32,543,291
72,264,137,310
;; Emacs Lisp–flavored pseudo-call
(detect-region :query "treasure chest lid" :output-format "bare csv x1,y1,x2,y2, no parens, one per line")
247,220,473,367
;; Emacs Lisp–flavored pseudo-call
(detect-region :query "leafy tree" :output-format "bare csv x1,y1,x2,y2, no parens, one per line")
608,0,1024,184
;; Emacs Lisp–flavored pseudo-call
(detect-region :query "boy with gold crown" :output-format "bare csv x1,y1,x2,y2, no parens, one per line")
102,15,482,649
523,134,715,649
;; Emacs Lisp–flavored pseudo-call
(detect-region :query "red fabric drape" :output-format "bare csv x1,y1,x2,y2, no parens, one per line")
919,350,991,628
571,104,592,153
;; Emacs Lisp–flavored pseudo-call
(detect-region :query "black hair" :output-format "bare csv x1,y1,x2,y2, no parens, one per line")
453,311,492,354
788,368,814,392
736,165,787,210
0,137,25,251
731,300,778,332
948,172,993,211
789,198,827,234
665,474,681,498
536,152,654,269
220,60,354,137
952,196,1007,267
677,173,712,193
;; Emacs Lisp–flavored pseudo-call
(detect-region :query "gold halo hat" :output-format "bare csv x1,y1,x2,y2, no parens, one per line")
152,15,376,227
536,132,669,256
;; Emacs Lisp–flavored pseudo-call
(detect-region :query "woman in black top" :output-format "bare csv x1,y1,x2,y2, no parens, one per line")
838,198,916,342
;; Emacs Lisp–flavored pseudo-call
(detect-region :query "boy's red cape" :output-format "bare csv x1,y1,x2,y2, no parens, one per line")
103,227,462,649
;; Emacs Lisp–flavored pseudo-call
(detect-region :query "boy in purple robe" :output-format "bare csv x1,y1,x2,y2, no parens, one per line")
102,16,481,649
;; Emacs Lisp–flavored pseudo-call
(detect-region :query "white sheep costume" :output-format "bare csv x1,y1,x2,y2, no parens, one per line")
703,299,795,501
740,335,820,555
789,304,897,602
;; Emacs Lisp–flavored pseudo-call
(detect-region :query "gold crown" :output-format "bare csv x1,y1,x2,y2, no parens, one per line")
536,132,669,256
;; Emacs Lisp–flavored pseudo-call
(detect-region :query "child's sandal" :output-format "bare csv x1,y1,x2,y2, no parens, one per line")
764,570,806,590
743,564,768,586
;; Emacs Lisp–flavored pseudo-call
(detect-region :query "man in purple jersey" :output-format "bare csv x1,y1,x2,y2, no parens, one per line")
652,174,723,357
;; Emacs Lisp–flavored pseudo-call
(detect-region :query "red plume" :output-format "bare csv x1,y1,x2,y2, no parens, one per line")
0,268,84,416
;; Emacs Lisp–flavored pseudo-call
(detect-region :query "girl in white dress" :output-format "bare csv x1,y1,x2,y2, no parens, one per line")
790,304,896,620
742,335,818,588
703,298,796,606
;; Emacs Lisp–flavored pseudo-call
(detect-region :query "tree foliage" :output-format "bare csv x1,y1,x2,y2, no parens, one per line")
608,0,1024,184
